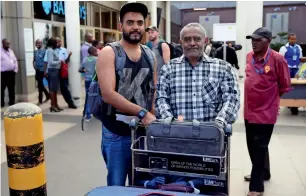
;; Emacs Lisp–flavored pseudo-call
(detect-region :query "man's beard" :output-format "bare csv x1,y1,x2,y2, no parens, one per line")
149,36,157,42
122,31,143,44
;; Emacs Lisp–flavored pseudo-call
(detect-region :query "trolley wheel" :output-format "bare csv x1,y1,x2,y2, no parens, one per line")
290,107,299,115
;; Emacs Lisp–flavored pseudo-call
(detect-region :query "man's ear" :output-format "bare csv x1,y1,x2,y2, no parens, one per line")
268,38,272,43
179,39,182,45
118,22,123,32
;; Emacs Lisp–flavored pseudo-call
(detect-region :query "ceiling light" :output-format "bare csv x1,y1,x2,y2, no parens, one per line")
194,8,207,11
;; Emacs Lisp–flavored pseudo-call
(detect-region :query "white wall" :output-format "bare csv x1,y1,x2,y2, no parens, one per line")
236,1,263,75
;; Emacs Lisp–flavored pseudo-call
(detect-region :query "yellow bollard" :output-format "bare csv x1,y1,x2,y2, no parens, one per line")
4,103,47,195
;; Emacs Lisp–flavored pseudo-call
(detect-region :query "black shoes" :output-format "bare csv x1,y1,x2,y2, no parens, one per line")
244,174,271,182
68,104,77,109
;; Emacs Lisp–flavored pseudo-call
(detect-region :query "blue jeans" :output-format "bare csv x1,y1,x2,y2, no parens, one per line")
101,126,132,186
84,80,91,119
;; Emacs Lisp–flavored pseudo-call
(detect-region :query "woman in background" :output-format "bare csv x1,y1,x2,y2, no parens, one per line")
45,38,63,112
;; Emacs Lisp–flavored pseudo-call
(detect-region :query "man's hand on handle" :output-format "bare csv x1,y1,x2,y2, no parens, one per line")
141,112,156,126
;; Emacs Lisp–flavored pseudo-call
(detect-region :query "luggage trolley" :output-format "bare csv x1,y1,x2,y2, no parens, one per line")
129,119,232,196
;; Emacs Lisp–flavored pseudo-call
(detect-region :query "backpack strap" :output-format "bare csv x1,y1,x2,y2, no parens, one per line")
140,44,156,110
157,41,164,58
106,42,126,78
140,44,155,74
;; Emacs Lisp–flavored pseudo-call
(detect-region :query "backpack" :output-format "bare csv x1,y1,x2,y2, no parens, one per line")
84,42,155,123
157,42,183,60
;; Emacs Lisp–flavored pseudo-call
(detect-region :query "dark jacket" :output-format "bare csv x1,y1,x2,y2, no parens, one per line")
215,45,239,69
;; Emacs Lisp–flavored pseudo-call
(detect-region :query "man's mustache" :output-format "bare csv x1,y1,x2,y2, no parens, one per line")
188,47,198,50
129,31,141,35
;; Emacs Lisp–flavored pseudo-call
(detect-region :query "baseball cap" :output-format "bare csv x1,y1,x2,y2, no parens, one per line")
246,27,272,39
145,26,159,32
119,2,148,22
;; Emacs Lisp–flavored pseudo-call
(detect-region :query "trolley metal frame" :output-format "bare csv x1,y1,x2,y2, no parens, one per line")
129,120,231,195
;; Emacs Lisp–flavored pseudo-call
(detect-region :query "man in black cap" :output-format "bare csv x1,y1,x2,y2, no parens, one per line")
96,2,157,186
244,27,291,196
146,26,170,77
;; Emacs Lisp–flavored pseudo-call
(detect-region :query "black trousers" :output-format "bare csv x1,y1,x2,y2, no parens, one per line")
35,70,49,103
59,77,74,106
1,71,16,107
245,119,274,192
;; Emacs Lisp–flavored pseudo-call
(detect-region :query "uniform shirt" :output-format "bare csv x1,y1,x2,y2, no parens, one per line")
279,43,303,68
1,48,18,72
244,49,291,124
34,49,46,72
156,54,240,125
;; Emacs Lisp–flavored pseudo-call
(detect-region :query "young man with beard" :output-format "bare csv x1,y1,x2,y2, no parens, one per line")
244,27,291,196
96,2,157,186
146,26,170,76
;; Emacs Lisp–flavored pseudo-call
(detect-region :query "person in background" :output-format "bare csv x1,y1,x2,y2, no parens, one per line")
45,38,63,112
92,40,103,52
244,27,291,196
55,37,77,109
33,39,50,105
81,33,93,61
1,38,18,107
80,46,98,120
279,33,306,78
279,33,306,115
215,41,240,70
204,38,212,56
146,26,170,76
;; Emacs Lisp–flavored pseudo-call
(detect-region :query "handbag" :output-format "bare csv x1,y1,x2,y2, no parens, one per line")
146,117,225,156
60,61,69,78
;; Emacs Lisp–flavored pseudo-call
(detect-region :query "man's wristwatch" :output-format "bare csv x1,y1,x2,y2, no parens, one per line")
138,108,148,120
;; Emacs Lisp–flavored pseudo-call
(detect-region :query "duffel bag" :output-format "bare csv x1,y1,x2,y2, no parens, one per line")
146,117,224,156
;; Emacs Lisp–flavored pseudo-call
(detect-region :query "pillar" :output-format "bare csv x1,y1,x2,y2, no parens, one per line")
4,103,47,195
166,1,171,43
235,1,263,75
1,2,37,102
65,1,82,107
150,1,157,27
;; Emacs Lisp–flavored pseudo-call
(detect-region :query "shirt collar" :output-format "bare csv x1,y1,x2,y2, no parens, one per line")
285,42,297,48
2,47,10,53
178,53,209,64
85,42,91,46
252,48,270,62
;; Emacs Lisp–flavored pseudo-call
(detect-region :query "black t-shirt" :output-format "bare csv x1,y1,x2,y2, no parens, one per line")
102,51,153,136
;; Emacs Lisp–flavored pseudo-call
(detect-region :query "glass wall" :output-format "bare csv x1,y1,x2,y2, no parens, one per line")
33,1,121,43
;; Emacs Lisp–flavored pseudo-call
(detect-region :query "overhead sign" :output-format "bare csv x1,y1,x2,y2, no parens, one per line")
41,1,86,20
213,23,236,41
